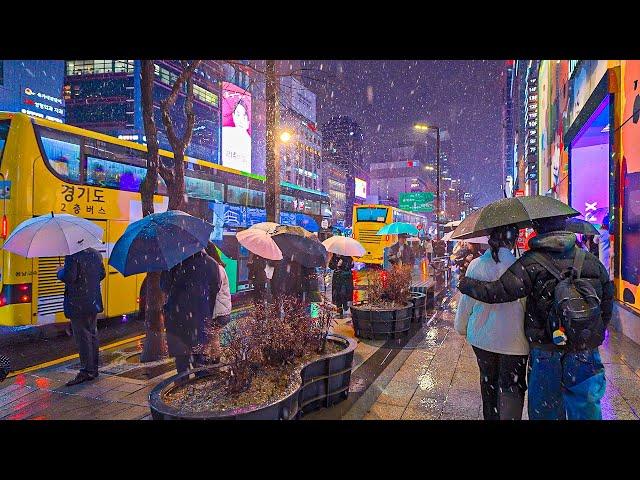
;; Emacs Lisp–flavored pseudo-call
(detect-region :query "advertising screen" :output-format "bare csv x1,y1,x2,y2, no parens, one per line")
355,178,367,199
221,82,252,173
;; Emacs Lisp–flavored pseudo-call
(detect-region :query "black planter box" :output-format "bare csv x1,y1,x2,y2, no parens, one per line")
410,292,427,323
148,333,356,420
411,285,435,310
350,302,413,340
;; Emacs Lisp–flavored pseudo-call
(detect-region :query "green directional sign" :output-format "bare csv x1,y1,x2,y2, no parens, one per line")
399,192,435,212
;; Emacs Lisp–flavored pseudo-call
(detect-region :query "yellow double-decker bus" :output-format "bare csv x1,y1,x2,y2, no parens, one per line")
352,204,428,265
0,112,330,327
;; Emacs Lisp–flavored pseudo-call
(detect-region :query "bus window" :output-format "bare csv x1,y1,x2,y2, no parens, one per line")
37,128,81,182
357,207,388,222
86,156,147,192
185,176,224,202
0,120,10,165
227,185,265,207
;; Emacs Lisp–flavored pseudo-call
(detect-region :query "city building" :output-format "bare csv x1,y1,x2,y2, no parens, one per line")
279,75,322,191
535,60,640,343
64,60,223,164
321,115,365,226
0,60,66,123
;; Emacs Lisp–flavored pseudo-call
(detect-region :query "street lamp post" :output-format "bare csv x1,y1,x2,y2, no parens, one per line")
414,123,442,239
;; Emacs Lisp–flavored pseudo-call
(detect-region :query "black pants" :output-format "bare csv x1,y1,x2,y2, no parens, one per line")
472,346,528,420
70,313,99,377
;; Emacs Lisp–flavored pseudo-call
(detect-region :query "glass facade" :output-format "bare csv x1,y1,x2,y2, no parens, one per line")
66,60,134,76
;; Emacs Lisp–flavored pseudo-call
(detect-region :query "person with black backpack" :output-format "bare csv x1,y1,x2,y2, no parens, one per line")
458,216,614,420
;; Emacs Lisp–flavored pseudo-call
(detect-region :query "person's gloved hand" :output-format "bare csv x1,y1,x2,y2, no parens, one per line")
457,275,471,294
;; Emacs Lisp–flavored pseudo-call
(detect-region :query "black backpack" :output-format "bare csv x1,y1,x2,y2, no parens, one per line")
531,249,603,349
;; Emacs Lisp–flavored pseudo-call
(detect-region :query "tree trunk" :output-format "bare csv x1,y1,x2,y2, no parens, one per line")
140,272,166,362
139,59,167,361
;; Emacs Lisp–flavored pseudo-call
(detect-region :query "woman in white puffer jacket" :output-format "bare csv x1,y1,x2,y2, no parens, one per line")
454,225,528,421
206,243,232,363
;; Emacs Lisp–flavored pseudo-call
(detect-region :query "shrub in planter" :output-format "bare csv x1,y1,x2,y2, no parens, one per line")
151,295,354,419
351,265,414,339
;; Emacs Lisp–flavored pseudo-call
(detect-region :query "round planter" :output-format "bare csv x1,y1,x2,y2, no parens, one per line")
148,333,357,420
350,302,413,340
410,292,427,323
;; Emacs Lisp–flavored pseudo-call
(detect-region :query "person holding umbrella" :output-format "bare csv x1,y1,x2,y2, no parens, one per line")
108,210,218,373
237,227,283,306
388,234,416,267
2,212,106,387
454,225,528,420
322,235,364,318
57,245,106,386
160,248,220,374
458,215,614,420
203,242,231,364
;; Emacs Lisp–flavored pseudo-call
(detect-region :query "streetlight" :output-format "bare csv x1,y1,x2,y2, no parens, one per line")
279,130,293,143
414,123,442,239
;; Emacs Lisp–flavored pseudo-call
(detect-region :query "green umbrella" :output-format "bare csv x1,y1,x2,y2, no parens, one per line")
376,222,419,236
451,196,580,240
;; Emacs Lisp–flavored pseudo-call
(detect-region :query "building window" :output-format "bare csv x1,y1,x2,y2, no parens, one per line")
66,60,134,76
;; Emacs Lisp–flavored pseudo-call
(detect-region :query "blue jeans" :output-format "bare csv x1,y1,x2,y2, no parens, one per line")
528,348,606,420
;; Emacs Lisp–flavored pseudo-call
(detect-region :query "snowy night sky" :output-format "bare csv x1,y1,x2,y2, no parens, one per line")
302,60,505,206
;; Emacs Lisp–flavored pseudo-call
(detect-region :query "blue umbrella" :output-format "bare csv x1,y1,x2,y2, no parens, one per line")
109,210,214,276
376,222,419,236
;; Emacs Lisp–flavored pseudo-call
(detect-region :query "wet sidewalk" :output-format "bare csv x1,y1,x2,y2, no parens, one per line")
349,292,640,420
1,271,639,420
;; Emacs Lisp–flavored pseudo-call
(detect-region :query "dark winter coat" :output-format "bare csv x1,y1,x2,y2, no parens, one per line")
248,254,269,298
388,241,415,266
329,254,354,307
458,231,614,351
57,247,106,319
271,257,303,299
160,251,220,357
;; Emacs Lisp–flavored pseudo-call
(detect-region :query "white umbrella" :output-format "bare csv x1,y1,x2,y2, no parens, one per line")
236,228,283,261
322,236,366,257
3,213,104,258
442,230,488,244
249,222,280,234
406,237,421,243
444,220,462,228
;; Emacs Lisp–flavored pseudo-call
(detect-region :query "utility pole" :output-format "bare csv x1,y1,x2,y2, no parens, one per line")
265,60,280,223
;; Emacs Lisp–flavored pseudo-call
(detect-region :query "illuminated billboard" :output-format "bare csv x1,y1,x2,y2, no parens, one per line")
221,82,252,173
355,177,367,199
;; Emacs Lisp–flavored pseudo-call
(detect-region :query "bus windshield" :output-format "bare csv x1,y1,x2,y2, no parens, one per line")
0,120,10,165
356,207,388,222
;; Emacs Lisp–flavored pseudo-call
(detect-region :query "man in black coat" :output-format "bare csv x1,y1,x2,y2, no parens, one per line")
458,217,614,420
57,247,106,386
161,250,220,374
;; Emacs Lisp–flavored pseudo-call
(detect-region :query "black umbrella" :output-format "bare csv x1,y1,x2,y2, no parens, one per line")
565,218,599,236
271,228,328,268
451,196,580,240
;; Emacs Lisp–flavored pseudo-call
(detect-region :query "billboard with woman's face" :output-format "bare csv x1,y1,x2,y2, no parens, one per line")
221,82,252,173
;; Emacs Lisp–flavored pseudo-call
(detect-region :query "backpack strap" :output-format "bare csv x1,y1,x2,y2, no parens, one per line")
529,251,564,281
573,248,586,279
